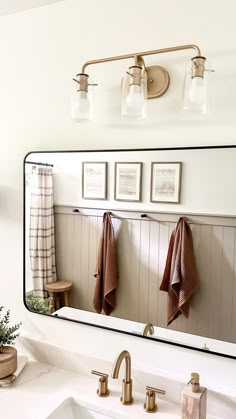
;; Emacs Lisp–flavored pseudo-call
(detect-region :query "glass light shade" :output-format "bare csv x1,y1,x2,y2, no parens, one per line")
182,69,209,114
71,80,95,122
121,68,147,119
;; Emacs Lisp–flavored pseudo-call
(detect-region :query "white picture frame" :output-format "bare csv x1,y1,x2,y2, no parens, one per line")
150,162,182,203
82,162,107,200
115,162,142,202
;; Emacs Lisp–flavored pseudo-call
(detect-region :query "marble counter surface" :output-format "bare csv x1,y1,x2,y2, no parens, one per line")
0,360,181,419
0,337,235,419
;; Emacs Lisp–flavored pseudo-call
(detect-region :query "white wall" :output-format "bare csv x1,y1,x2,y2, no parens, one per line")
1,0,236,397
0,0,63,16
26,148,236,215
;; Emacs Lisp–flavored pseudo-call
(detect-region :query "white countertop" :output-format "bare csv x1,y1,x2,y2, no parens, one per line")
0,360,181,419
1,337,235,419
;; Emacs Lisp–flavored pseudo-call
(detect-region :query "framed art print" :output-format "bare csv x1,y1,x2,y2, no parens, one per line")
82,162,107,200
151,162,182,203
115,162,142,202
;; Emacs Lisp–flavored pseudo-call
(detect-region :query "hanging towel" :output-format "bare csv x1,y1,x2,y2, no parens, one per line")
93,212,119,315
159,217,198,326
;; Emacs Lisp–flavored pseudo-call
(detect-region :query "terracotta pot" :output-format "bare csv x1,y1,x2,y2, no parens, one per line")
0,346,17,379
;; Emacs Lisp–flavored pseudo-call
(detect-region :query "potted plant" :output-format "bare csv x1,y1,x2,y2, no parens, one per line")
0,307,21,379
26,294,50,314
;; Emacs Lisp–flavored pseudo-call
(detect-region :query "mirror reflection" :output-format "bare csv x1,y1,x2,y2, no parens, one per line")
24,147,236,354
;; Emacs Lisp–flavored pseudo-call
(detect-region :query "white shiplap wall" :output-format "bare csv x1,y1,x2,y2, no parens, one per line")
54,206,236,344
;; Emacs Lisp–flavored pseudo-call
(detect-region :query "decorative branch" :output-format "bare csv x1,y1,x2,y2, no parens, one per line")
0,307,22,353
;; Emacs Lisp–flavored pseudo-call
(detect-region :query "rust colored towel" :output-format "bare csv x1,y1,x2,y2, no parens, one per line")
160,217,198,326
93,212,119,315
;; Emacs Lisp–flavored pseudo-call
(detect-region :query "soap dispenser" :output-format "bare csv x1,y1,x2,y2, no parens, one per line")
181,372,207,419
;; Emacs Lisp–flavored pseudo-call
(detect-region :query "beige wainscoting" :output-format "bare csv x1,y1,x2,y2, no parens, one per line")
54,206,236,343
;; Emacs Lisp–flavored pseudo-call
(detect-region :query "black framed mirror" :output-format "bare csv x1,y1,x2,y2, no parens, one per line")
23,146,236,359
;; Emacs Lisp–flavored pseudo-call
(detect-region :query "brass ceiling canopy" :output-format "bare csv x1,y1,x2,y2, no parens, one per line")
146,65,170,98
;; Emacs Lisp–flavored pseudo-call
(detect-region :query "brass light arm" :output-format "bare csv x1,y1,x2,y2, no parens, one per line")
80,44,201,74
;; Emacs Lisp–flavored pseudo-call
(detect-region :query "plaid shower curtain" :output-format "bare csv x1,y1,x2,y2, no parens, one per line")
29,166,57,297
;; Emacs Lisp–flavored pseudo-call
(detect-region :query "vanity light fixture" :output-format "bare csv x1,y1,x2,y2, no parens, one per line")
71,44,213,122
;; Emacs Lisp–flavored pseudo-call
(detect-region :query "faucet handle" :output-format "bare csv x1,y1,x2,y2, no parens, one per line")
144,386,166,413
91,370,110,397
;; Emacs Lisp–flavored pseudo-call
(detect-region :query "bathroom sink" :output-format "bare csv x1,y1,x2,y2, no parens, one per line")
46,397,114,419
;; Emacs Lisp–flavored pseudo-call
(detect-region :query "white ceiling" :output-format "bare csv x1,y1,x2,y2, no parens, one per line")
0,0,63,15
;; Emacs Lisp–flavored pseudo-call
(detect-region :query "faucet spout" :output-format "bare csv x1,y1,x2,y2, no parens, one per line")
111,350,131,382
111,350,133,405
143,323,155,337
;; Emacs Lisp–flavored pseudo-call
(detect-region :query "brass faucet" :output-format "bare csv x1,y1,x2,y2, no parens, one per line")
143,322,155,336
111,350,133,405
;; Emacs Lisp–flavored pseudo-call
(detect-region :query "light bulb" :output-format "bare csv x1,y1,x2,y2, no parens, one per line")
77,90,90,113
126,84,144,112
188,77,206,105
74,90,90,113
71,90,90,121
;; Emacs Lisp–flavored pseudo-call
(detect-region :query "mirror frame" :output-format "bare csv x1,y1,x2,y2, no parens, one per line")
23,144,236,360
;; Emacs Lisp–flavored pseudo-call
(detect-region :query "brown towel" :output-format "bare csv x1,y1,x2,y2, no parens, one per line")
93,212,119,315
159,217,198,326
